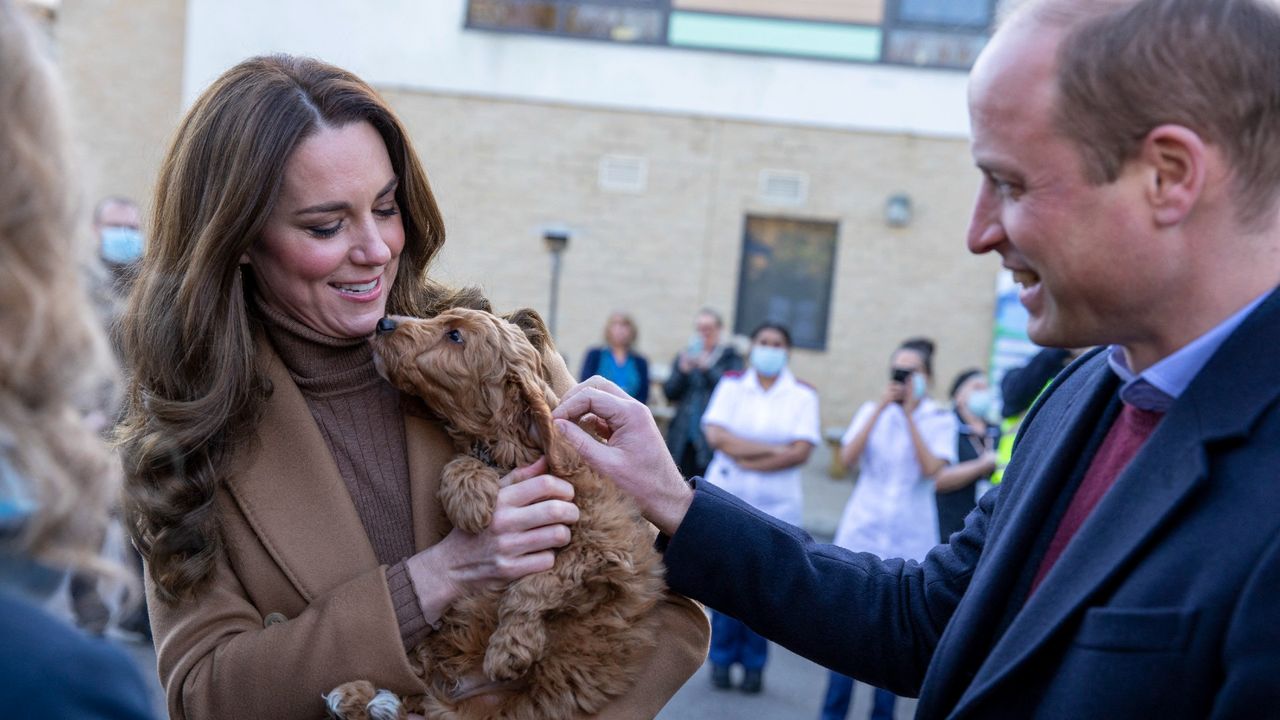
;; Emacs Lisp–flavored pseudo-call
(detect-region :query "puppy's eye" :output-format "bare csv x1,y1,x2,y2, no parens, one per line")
446,328,464,344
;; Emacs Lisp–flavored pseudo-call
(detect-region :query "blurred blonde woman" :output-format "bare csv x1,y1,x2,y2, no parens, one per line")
0,1,152,716
580,311,651,403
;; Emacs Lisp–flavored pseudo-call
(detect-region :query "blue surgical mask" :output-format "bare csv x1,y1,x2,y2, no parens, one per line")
750,345,788,378
965,388,995,422
912,373,928,400
101,226,143,264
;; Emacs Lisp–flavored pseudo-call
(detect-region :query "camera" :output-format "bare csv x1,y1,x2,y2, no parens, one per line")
891,367,912,383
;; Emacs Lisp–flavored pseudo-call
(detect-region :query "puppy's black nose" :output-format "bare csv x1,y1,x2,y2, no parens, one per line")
376,317,398,335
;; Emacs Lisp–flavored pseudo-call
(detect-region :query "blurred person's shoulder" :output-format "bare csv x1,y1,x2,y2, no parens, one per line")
0,590,153,718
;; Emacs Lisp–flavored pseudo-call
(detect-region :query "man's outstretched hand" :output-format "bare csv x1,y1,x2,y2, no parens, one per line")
552,376,694,536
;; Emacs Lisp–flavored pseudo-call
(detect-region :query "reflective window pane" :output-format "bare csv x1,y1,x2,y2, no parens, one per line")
468,0,559,32
565,5,664,42
734,216,838,351
897,0,990,28
883,29,988,68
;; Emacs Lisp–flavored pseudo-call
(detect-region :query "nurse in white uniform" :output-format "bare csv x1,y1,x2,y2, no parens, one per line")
700,322,821,695
820,337,956,720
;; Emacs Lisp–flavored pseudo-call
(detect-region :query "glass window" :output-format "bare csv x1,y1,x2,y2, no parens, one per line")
565,5,665,42
895,0,991,29
468,0,559,32
733,216,838,351
466,0,994,70
883,29,989,68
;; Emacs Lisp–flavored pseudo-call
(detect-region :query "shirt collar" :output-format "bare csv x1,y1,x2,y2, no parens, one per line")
1107,290,1271,411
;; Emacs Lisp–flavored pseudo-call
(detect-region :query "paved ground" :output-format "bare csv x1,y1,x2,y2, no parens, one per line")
118,442,892,719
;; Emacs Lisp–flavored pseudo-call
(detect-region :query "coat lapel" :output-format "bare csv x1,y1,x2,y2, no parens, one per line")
955,404,1208,713
226,340,378,602
404,407,455,552
916,353,1117,718
951,286,1280,717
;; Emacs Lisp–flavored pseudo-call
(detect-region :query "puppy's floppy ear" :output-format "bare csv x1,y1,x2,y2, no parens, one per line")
502,323,577,476
504,308,550,354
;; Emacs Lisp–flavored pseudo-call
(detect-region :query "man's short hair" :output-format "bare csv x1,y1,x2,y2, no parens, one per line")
1008,0,1280,228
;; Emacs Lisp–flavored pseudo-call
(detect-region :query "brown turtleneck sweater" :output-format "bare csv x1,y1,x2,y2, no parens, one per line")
258,301,432,649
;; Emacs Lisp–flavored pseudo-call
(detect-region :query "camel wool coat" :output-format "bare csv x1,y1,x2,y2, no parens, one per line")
147,335,709,720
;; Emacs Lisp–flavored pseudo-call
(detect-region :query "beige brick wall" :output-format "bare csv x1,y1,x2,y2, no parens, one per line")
54,0,186,221
383,89,1000,429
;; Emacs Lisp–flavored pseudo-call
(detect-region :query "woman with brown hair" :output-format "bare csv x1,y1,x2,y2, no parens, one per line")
0,0,152,716
118,55,706,719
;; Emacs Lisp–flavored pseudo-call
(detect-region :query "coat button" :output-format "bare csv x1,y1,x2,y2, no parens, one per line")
263,612,287,627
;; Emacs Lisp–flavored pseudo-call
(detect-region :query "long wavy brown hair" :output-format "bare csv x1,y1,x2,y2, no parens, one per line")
0,0,119,570
119,55,482,603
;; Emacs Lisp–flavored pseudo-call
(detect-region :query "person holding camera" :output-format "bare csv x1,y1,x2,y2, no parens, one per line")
820,338,955,720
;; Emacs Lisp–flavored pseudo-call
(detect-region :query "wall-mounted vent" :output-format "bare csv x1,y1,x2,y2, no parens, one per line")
758,169,809,206
598,155,648,193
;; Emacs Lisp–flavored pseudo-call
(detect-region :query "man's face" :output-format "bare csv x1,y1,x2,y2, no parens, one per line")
966,20,1163,351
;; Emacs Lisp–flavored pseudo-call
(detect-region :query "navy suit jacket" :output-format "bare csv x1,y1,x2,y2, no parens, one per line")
0,590,154,719
662,287,1280,718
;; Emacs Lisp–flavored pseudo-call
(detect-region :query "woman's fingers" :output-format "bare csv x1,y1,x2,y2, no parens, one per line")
500,473,575,507
498,455,548,488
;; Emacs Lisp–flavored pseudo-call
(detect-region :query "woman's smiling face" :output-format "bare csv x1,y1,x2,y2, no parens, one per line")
247,120,404,339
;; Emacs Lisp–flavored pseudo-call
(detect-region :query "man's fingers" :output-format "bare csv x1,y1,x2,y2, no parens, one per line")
553,386,636,429
555,418,613,469
556,376,631,416
499,456,548,488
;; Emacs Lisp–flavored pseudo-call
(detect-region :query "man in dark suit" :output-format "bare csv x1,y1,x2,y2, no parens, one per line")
553,0,1280,717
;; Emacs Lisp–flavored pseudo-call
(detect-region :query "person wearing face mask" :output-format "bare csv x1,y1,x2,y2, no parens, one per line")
933,369,1002,542
93,197,144,284
699,321,820,694
820,337,955,720
69,195,151,644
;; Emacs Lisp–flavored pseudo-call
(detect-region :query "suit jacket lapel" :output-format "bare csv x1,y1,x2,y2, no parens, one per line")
955,406,1208,713
916,355,1117,718
226,339,377,603
952,286,1280,717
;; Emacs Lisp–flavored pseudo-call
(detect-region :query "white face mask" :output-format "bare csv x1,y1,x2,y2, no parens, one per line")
911,372,927,400
965,388,998,423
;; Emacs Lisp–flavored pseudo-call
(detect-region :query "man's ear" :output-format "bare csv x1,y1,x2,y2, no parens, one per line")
1139,124,1208,227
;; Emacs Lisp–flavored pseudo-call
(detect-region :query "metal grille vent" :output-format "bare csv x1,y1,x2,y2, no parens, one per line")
598,155,648,193
758,169,809,206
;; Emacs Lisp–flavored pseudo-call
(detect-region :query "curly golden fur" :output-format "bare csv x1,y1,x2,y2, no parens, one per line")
329,307,666,720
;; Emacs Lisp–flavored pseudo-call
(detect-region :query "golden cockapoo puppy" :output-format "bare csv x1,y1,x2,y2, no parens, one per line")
327,308,666,720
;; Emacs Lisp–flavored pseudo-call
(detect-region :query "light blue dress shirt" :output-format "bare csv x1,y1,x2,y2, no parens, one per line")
1107,289,1273,412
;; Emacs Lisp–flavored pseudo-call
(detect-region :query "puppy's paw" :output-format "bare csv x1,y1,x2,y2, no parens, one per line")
325,682,406,720
483,623,545,682
441,456,500,534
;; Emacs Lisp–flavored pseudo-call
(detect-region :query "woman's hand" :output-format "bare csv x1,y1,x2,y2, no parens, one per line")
880,380,906,409
405,457,579,624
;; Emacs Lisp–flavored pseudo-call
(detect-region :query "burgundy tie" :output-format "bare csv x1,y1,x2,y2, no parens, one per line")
1029,403,1165,594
